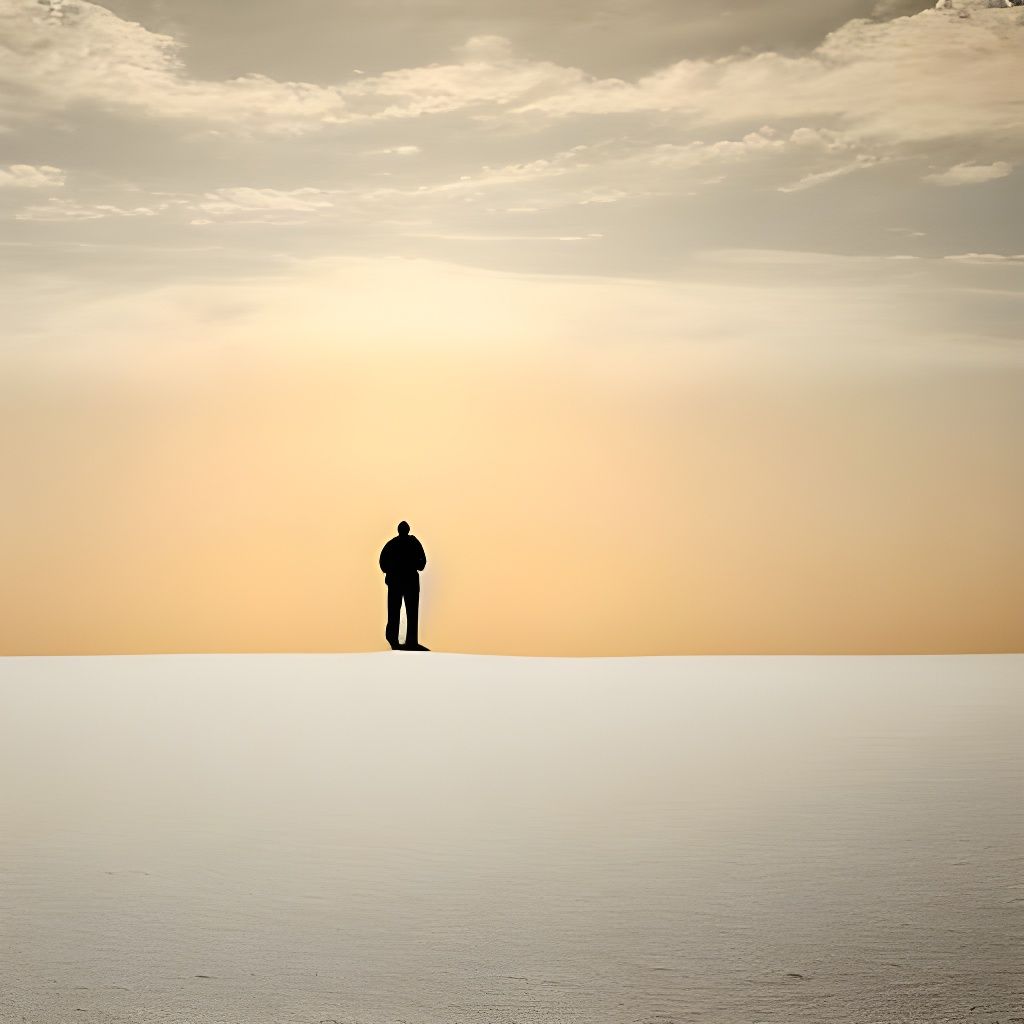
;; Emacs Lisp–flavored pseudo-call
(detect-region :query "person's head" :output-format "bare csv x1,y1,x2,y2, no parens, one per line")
397,521,410,535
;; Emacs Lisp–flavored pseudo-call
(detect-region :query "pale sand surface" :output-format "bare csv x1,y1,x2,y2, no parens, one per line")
0,653,1021,1023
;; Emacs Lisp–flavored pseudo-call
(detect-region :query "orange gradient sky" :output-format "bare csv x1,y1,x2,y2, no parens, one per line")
3,258,1022,655
2,0,1023,654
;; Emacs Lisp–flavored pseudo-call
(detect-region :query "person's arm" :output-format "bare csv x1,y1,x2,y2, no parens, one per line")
415,538,427,572
379,542,391,575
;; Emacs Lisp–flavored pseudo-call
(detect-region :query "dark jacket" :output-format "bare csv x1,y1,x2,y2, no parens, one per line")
379,535,427,587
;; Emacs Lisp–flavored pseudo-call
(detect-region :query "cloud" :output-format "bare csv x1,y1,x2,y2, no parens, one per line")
15,198,161,220
2,0,1021,273
196,187,337,217
648,128,787,166
357,129,810,213
0,123,826,232
0,3,581,132
516,10,1024,146
0,0,351,132
405,231,604,242
474,129,886,208
0,124,887,237
778,154,885,192
702,249,876,267
0,163,64,187
935,0,1024,9
337,34,585,120
37,0,72,22
924,160,1013,185
4,0,1020,158
943,252,1024,263
364,145,421,157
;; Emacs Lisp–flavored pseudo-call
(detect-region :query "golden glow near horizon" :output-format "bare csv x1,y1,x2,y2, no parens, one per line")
2,0,1022,654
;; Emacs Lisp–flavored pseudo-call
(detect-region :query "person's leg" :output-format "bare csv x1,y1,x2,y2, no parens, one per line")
385,584,402,649
404,585,420,647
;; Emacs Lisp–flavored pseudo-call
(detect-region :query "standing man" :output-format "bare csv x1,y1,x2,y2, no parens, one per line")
379,521,429,651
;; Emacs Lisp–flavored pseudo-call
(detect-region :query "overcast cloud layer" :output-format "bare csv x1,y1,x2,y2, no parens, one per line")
1,0,1022,270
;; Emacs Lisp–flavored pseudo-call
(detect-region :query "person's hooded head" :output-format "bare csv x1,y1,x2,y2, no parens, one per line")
397,521,411,536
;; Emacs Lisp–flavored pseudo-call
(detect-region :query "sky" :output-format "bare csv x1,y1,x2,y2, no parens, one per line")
1,0,1022,656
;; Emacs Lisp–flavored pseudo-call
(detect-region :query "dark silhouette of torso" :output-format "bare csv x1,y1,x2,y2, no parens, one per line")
379,534,426,587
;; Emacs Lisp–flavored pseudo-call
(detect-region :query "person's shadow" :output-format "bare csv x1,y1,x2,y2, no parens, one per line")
378,521,430,651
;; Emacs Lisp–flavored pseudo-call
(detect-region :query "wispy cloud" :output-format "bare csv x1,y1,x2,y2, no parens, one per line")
15,198,162,220
924,161,1013,186
778,155,885,193
196,187,339,216
403,231,604,242
0,163,64,188
943,252,1024,264
363,145,422,157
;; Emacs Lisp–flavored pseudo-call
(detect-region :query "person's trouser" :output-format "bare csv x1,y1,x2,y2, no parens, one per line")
386,582,419,648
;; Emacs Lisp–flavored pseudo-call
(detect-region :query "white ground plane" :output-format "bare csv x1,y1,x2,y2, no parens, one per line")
1,654,1021,1023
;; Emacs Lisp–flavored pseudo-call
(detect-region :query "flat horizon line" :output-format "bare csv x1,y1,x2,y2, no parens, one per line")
1,650,1021,661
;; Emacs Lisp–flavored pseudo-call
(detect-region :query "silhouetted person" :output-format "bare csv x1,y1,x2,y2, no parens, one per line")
379,521,429,651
